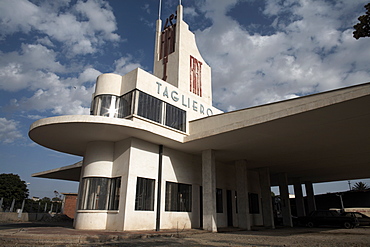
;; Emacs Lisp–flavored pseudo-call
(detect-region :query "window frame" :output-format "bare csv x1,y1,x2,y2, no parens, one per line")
165,181,192,212
78,177,121,211
135,177,155,211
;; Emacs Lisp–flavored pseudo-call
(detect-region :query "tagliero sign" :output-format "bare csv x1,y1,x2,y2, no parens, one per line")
156,82,213,116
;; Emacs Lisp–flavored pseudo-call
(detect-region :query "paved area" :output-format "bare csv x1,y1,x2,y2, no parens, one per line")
1,221,370,246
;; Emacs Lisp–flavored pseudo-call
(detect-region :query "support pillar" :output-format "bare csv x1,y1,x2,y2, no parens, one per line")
305,181,316,214
278,173,293,227
293,178,305,217
202,150,217,232
235,160,251,230
258,168,275,229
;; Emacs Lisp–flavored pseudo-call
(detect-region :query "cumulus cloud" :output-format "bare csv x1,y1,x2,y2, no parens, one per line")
114,56,143,75
195,0,370,111
0,118,23,144
0,0,135,116
0,0,120,56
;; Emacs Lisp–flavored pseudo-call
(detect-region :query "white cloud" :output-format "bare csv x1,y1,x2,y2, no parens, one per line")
114,56,143,75
0,44,65,92
184,7,198,18
195,0,370,111
0,42,101,115
0,118,23,144
0,0,120,56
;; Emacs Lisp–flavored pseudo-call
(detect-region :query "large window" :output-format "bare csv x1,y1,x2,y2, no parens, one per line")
165,182,192,212
79,177,121,210
92,92,134,118
165,103,186,132
135,177,155,211
216,188,223,213
137,92,163,123
117,91,134,118
92,95,120,118
91,90,186,132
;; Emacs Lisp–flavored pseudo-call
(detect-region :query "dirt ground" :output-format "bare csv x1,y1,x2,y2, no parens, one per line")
101,227,370,247
1,225,370,246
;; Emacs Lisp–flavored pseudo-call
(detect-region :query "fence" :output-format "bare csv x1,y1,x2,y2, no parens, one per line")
0,197,62,216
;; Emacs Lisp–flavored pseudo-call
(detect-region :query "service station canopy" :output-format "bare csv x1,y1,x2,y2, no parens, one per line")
31,82,370,186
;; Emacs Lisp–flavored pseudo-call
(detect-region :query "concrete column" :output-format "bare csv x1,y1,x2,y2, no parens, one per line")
258,168,275,229
235,160,251,230
202,150,217,232
293,178,306,217
305,181,316,214
278,173,293,227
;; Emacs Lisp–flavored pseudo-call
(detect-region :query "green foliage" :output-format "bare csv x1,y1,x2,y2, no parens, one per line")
353,3,370,39
0,173,29,209
41,197,51,202
352,181,370,191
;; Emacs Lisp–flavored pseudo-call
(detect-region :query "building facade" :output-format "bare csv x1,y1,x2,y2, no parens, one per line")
30,4,370,232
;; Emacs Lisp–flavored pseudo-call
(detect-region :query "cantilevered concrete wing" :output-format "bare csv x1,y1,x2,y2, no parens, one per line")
31,82,370,186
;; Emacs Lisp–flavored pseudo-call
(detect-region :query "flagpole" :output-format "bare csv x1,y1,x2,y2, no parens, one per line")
158,0,162,20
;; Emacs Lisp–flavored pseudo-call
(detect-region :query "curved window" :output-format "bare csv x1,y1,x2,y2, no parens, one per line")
92,95,120,118
90,90,186,132
79,177,121,210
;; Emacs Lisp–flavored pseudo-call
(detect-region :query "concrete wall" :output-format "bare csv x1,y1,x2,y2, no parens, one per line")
248,170,263,226
122,138,159,231
0,212,49,222
161,147,201,230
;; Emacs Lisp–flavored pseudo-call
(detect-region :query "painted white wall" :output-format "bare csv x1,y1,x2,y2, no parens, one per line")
160,147,202,230
83,141,114,177
122,138,159,231
74,212,108,230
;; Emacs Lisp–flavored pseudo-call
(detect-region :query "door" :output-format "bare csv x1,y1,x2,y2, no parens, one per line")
227,190,233,227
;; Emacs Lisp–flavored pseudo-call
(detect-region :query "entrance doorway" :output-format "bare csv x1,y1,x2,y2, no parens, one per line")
227,190,233,226
200,186,203,228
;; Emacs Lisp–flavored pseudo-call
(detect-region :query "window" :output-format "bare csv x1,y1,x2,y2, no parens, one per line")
92,95,120,118
249,193,260,214
165,103,186,131
92,92,134,119
90,90,187,132
165,182,192,212
117,91,134,118
135,177,155,211
216,188,223,213
79,177,121,210
137,91,163,123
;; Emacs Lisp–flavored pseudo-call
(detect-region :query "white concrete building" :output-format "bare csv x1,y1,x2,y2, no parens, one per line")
30,4,370,232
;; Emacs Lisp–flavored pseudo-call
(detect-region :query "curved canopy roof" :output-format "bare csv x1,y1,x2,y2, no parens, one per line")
31,82,370,186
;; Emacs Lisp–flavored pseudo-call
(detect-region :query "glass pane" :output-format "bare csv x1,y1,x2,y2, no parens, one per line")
117,92,133,118
79,177,120,210
165,182,192,212
165,103,186,131
137,91,162,123
135,177,155,211
91,95,120,118
108,177,121,210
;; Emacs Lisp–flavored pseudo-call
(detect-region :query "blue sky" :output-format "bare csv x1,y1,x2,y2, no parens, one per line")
0,0,369,199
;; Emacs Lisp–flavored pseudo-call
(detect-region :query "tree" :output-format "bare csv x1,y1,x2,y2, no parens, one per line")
0,173,29,209
352,181,370,191
353,3,370,39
